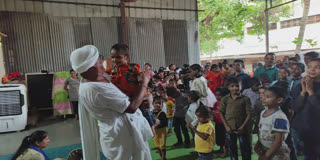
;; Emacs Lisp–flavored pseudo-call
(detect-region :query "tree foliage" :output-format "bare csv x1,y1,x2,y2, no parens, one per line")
198,0,293,54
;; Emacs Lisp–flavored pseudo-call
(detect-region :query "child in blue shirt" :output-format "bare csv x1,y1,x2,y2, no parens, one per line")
255,87,290,160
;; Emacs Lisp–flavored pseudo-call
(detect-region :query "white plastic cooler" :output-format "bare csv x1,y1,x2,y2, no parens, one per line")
0,84,28,132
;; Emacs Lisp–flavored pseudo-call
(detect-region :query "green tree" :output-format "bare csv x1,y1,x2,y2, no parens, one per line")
294,0,311,54
198,0,293,54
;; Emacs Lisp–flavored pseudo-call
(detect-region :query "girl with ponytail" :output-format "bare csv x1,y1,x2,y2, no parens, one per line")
11,130,50,160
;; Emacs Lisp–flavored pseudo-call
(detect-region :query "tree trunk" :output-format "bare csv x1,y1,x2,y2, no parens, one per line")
295,0,311,54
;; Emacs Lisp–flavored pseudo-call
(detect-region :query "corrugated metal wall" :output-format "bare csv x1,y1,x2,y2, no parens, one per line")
0,11,121,73
187,21,200,65
0,11,200,73
73,18,93,48
91,17,119,58
163,20,189,68
0,12,56,73
48,17,76,71
127,18,166,71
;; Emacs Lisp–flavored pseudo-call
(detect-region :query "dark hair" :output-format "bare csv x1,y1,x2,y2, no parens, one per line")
195,104,210,116
145,63,152,68
67,149,83,160
12,130,48,160
204,62,211,68
266,86,286,99
309,58,320,63
189,64,203,72
188,90,200,102
288,57,297,62
215,87,229,96
183,64,190,69
218,62,223,69
279,67,291,75
169,64,175,69
166,87,180,98
222,60,228,64
234,59,244,66
153,96,163,103
259,86,267,90
110,43,129,55
265,52,276,58
70,69,75,73
153,74,161,80
292,62,305,72
226,77,239,87
273,81,289,97
210,64,218,70
305,51,319,58
158,67,165,73
180,68,190,74
169,79,176,83
249,77,261,87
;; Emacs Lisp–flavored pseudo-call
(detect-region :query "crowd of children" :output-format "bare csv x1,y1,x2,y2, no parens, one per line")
136,50,319,160
98,43,320,160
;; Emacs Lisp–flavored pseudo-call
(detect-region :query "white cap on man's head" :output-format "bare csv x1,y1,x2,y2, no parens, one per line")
70,45,99,74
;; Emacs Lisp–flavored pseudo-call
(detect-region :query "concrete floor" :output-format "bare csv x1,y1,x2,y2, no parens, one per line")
0,118,81,156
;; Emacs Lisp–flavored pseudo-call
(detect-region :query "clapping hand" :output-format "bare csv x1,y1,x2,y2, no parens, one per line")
305,76,314,95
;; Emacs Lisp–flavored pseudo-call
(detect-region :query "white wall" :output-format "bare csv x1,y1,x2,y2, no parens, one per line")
0,0,197,21
280,0,320,20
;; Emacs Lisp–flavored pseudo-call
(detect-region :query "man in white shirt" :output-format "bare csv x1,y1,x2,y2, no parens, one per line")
70,45,153,160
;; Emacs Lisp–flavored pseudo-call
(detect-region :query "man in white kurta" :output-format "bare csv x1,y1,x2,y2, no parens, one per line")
79,81,152,160
70,45,153,160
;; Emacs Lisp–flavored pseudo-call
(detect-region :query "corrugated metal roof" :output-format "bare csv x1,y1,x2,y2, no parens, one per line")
0,0,198,21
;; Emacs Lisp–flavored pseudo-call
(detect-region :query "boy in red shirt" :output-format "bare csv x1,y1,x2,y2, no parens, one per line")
105,44,142,97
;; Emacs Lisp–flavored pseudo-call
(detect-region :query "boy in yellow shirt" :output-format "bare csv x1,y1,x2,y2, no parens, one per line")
161,92,175,135
187,105,215,160
152,96,168,160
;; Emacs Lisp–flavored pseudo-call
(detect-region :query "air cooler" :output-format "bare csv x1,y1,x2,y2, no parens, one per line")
0,84,28,132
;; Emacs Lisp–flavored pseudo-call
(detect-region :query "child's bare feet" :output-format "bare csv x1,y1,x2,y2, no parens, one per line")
214,147,224,153
219,152,229,158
